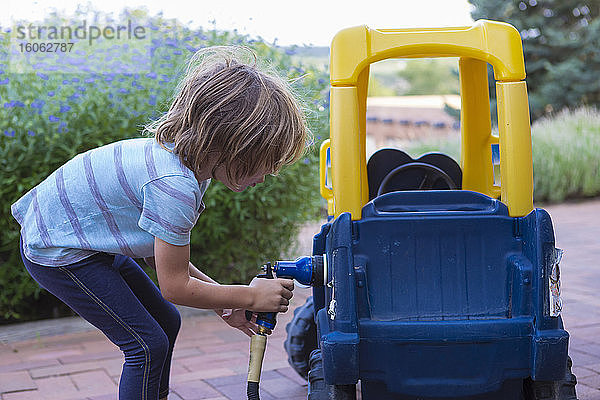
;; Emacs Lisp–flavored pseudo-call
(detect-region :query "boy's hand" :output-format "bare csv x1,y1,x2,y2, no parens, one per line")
248,277,294,312
219,309,259,337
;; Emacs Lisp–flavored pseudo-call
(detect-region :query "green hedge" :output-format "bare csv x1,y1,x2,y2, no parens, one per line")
0,6,329,322
531,107,600,203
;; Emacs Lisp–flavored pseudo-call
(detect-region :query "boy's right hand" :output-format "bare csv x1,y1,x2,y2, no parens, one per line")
248,277,294,312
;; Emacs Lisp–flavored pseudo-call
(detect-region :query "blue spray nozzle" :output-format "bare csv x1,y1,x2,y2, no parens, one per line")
273,255,325,287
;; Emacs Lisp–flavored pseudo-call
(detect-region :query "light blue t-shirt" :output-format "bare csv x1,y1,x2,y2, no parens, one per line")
11,137,210,267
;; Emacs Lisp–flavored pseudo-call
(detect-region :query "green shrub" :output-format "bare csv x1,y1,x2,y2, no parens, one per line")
531,107,600,203
0,6,329,322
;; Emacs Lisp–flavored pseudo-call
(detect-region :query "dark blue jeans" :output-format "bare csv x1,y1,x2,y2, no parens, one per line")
19,237,181,400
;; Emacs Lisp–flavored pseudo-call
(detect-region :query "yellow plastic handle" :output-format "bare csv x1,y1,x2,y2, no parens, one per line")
320,139,333,199
330,19,525,87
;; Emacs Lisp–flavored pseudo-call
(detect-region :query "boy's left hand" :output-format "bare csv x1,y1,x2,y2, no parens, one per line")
217,308,259,337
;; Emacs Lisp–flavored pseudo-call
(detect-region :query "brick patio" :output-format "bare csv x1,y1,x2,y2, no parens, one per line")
1,200,599,400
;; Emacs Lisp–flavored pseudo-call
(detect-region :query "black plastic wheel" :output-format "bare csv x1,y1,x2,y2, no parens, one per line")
307,349,357,400
308,349,328,400
284,296,318,380
523,356,578,399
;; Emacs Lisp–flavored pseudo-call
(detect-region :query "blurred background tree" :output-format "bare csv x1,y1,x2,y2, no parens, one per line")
469,0,600,121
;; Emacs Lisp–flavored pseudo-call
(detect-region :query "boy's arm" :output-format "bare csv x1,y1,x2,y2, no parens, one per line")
144,256,218,285
152,237,293,312
145,254,222,316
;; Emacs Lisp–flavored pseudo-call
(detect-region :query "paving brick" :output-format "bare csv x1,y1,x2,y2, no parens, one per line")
70,370,117,396
571,349,600,368
171,379,222,399
261,376,306,398
580,373,600,390
34,375,79,399
0,352,22,368
0,359,59,374
25,349,82,361
211,380,276,400
172,347,205,360
170,368,236,384
58,350,120,364
577,383,600,400
204,372,247,388
0,371,37,394
574,366,598,379
86,394,117,400
29,360,107,379
275,367,308,387
2,390,43,400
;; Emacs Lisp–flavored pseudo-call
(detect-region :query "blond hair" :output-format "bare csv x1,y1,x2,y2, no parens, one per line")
143,45,312,188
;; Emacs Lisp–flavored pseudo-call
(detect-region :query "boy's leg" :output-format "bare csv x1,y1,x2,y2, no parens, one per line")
113,254,181,399
19,239,169,400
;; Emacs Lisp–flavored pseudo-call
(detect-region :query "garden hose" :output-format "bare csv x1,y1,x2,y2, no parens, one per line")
246,257,325,399
247,326,270,400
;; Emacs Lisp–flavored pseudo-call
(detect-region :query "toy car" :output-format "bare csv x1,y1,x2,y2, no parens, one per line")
283,19,578,400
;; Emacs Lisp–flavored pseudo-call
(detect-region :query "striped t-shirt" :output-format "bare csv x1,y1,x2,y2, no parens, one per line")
11,137,210,267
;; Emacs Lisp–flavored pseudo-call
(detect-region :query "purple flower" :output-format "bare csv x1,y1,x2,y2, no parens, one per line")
37,72,49,80
118,88,129,94
59,105,71,113
49,115,60,122
4,130,15,137
27,130,35,136
58,122,67,133
0,78,9,85
47,91,55,97
148,95,157,106
63,80,70,85
30,99,45,109
146,72,157,79
85,77,95,83
68,58,84,66
72,77,80,83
